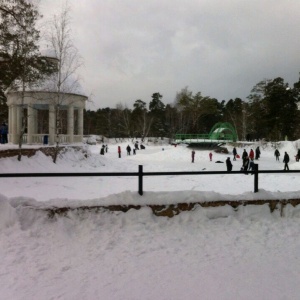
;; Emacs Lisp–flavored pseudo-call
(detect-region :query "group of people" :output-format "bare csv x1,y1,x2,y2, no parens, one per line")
100,144,108,155
232,146,261,161
0,122,8,144
229,146,291,172
126,144,134,155
293,149,300,162
116,142,146,158
226,151,255,174
192,146,292,172
229,147,259,173
274,148,290,170
191,151,213,163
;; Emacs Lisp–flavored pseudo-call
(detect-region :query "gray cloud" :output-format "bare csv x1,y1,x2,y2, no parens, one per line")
40,0,300,109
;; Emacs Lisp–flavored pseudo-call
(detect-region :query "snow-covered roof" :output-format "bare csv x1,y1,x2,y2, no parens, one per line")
8,73,87,97
40,48,57,59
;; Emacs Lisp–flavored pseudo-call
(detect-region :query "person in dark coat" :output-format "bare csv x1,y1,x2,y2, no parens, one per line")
126,145,131,155
232,147,237,161
135,142,139,150
296,149,300,162
100,145,105,155
118,146,121,158
283,152,290,171
243,156,250,174
255,147,260,160
242,149,248,165
105,145,108,153
274,149,280,161
191,150,195,163
226,157,232,171
0,122,8,144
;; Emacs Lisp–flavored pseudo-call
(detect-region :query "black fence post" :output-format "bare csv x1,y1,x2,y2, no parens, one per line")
254,163,259,193
138,165,143,195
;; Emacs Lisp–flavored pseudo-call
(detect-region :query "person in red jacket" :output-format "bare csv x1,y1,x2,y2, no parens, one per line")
249,149,254,160
118,146,121,158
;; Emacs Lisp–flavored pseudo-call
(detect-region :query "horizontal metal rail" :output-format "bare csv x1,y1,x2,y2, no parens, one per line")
1,164,299,196
0,172,139,177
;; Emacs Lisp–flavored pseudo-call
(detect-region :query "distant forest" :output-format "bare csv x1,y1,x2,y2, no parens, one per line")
84,77,300,141
1,2,300,142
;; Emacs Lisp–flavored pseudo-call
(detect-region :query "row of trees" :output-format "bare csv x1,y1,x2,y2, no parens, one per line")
84,77,300,142
1,1,300,147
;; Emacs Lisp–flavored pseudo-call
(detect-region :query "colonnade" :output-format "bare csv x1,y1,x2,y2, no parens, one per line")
7,91,87,145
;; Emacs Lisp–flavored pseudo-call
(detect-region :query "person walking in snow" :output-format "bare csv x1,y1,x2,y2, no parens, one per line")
232,147,237,161
255,146,261,160
249,149,254,160
226,157,232,171
0,122,8,144
191,150,195,163
100,145,105,155
274,149,280,161
283,151,290,171
209,152,212,161
118,146,121,158
296,149,300,162
242,149,248,165
248,158,255,174
126,145,131,155
242,156,250,174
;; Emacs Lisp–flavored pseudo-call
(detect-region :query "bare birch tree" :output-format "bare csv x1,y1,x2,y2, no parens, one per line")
46,1,83,163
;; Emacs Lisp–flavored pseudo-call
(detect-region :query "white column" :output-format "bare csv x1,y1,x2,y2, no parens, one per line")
67,105,74,143
11,105,18,144
27,105,34,144
78,108,84,138
33,108,38,135
49,105,56,145
16,105,22,144
8,105,12,143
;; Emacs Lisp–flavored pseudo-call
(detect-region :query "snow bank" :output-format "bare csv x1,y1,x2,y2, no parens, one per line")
0,194,18,229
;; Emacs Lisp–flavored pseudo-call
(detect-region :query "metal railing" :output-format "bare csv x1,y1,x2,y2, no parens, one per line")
1,164,300,196
174,133,233,143
10,134,84,144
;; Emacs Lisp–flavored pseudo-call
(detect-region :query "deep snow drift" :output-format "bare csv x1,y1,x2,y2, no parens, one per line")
1,140,300,300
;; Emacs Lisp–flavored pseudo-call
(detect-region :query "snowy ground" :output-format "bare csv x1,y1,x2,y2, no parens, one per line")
1,139,300,300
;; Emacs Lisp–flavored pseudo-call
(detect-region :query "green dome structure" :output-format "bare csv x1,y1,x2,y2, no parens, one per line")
208,122,237,142
174,122,237,144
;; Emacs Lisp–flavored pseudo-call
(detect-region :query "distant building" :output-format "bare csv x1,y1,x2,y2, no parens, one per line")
6,50,87,145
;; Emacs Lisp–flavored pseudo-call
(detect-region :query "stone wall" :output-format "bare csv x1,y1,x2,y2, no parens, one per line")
45,199,300,218
0,147,65,159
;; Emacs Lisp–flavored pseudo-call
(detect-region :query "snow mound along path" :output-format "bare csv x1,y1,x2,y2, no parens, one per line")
0,194,18,229
5,191,300,222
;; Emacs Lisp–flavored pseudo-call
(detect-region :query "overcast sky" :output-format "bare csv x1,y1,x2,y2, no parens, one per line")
40,0,300,110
